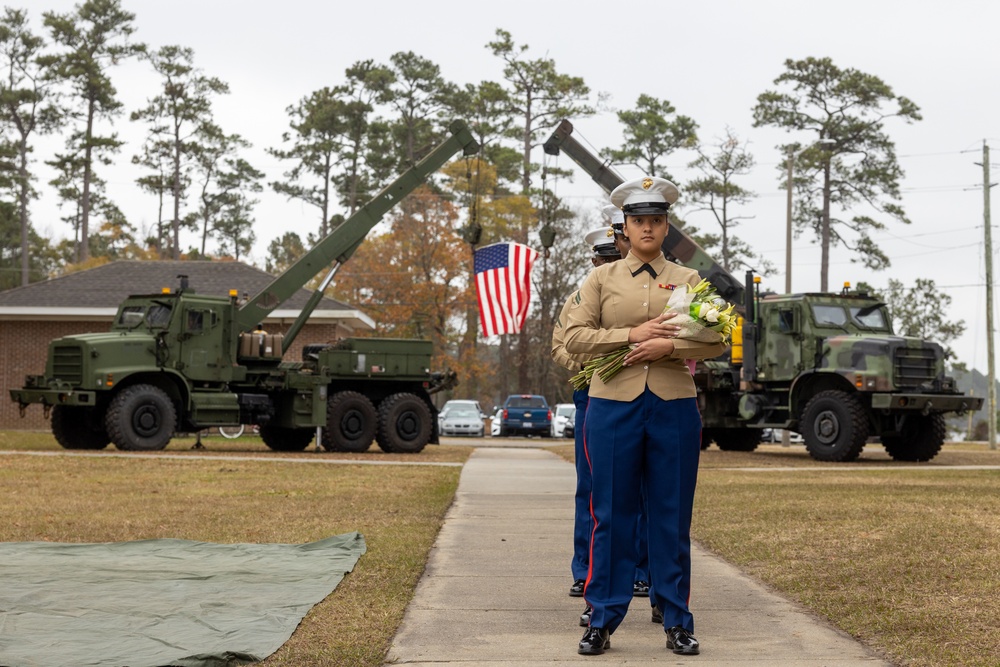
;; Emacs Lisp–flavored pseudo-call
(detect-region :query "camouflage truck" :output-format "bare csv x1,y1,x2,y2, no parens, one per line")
544,120,982,462
11,121,478,455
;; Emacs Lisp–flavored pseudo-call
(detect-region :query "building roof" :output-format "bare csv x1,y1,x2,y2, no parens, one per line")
0,260,375,330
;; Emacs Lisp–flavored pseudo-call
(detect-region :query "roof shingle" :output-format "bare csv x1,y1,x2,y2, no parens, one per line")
0,260,355,312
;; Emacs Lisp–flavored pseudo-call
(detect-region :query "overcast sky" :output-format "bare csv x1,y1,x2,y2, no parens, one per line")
22,0,1000,371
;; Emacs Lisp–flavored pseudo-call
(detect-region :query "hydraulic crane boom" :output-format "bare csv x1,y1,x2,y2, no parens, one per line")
543,119,745,307
236,119,480,335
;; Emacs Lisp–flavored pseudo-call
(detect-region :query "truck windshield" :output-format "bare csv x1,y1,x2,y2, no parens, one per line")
115,303,174,330
811,305,848,328
849,306,889,331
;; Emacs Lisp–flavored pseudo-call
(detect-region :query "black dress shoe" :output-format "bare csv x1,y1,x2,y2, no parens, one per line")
578,626,610,655
632,580,650,597
665,626,700,655
651,605,663,624
569,578,586,597
579,604,593,627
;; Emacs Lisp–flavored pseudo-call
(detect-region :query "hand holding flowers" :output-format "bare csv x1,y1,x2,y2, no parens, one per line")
570,279,736,390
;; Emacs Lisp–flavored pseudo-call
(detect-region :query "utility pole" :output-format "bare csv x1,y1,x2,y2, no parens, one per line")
983,141,997,451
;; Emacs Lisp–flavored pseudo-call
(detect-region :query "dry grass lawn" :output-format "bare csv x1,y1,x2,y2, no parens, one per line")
0,431,471,667
4,430,1000,667
550,440,1000,667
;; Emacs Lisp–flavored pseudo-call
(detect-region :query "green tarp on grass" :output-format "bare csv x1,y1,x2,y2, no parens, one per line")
0,532,366,667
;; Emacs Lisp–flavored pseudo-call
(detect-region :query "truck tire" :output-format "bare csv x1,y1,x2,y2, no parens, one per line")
322,391,377,452
52,405,110,450
105,384,176,451
713,428,761,452
376,393,432,453
881,413,946,462
801,390,869,462
259,425,313,451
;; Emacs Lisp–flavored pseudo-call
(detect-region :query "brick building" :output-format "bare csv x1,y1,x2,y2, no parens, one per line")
0,260,374,430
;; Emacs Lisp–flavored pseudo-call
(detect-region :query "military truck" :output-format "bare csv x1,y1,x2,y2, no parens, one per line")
11,120,478,454
543,120,982,462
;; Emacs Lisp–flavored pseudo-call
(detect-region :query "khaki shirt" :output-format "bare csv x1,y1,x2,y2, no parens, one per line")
552,290,587,372
564,252,728,402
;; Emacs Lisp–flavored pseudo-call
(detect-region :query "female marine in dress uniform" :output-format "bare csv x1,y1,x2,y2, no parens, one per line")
564,177,728,656
551,225,660,628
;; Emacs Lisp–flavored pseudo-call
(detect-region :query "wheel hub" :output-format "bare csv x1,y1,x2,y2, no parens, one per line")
396,411,418,440
342,409,363,438
815,409,840,445
133,405,160,437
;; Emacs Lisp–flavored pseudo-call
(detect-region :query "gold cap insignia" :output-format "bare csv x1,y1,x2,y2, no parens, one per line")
606,228,614,237
642,178,653,190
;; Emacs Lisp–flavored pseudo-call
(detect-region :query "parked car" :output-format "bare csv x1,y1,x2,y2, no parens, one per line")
498,394,551,437
761,428,804,443
490,407,503,437
551,403,575,438
562,407,577,439
438,399,484,431
439,404,485,437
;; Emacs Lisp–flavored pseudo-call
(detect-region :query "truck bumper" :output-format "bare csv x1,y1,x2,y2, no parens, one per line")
871,393,984,413
10,387,99,407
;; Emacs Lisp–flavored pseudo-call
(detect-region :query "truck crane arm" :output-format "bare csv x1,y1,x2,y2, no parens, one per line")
236,119,480,334
543,119,745,308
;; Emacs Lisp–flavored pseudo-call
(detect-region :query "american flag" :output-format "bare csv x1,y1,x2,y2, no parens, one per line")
473,242,539,337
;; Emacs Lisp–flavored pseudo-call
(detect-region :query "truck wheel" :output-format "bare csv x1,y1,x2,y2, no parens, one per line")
323,391,377,452
376,393,432,453
713,428,761,452
52,405,110,450
259,425,314,451
105,384,176,451
882,413,945,462
801,390,869,462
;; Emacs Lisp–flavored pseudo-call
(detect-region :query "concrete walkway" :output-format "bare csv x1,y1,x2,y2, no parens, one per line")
385,447,892,666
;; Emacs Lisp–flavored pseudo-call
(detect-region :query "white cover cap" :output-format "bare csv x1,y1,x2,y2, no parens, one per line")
610,176,679,215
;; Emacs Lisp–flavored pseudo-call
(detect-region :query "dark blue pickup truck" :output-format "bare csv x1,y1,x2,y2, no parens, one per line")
498,394,552,437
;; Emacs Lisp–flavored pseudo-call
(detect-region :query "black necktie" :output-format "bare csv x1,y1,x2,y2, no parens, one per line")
631,263,656,279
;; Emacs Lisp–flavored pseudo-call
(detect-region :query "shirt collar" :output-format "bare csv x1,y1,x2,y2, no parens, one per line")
624,251,668,278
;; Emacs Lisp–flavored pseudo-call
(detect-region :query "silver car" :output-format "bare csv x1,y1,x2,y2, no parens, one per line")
440,405,485,437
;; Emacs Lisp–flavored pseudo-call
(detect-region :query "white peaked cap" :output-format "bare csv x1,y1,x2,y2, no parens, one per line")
601,203,625,225
610,176,679,214
584,227,620,257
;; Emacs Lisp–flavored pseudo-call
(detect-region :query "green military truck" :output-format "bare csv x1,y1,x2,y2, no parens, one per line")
544,120,982,462
11,120,478,454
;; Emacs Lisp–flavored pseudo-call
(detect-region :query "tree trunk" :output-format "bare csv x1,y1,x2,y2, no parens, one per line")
515,95,533,389
322,154,331,237
80,101,96,262
156,183,165,257
172,124,182,259
18,139,29,286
